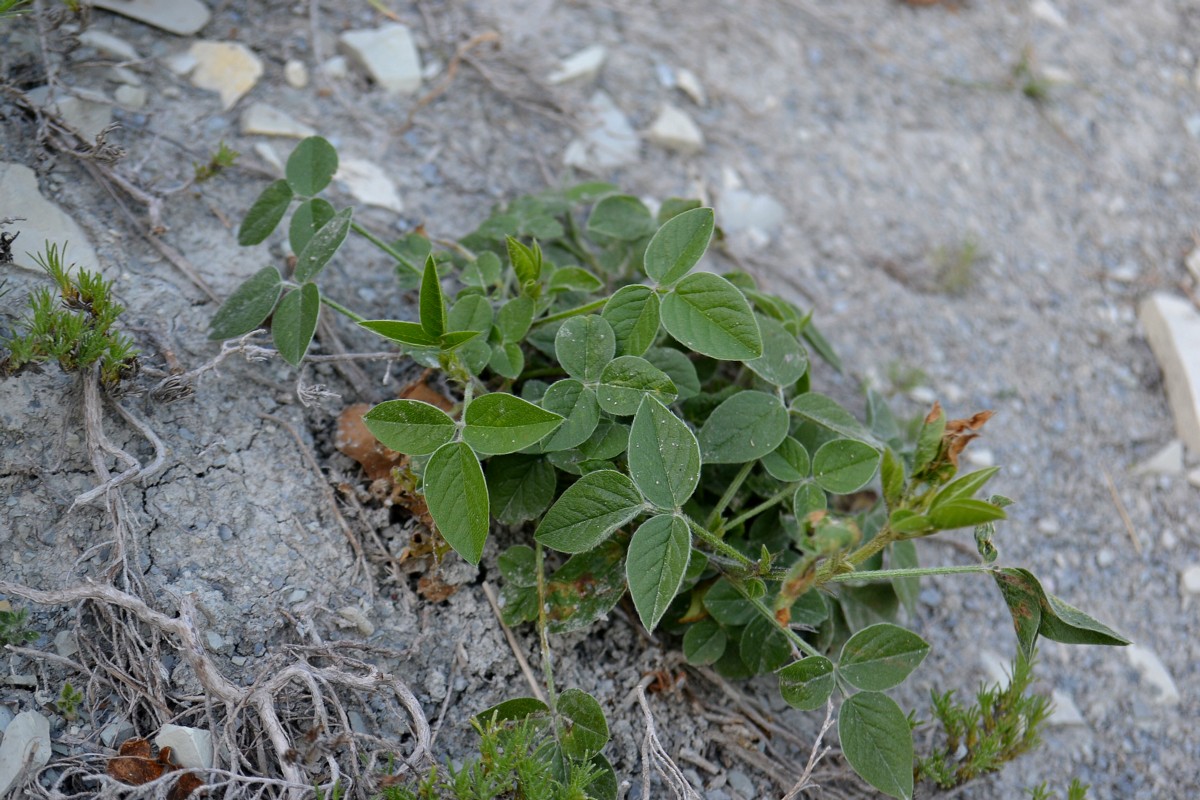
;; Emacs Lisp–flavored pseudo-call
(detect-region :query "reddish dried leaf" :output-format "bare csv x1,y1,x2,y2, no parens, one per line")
117,738,154,758
169,772,205,800
336,402,404,480
108,738,167,786
399,378,454,411
417,572,461,602
944,409,994,467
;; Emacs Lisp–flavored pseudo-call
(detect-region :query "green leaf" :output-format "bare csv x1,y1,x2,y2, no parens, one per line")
889,509,932,536
556,315,616,382
777,656,835,711
880,448,905,508
539,380,600,451
288,197,335,255
761,436,810,482
546,539,627,633
548,266,603,293
602,285,661,357
628,397,701,509
992,568,1130,662
739,616,792,674
587,194,656,241
812,439,881,494
792,482,827,517
644,206,714,285
448,294,494,333
497,295,535,342
424,442,490,565
656,197,702,224
498,544,537,587
489,342,524,379
627,514,691,631
838,623,930,691
683,618,727,665
362,399,456,455
506,235,541,284
698,390,789,464
556,689,610,760
238,179,293,245
438,330,480,350
927,499,1006,530
359,319,439,348
745,315,808,387
596,356,677,416
703,578,756,626
660,272,762,360
578,421,630,460
419,254,445,337
789,393,880,446
912,404,946,474
838,692,914,800
285,135,338,196
463,392,564,455
487,456,557,525
208,266,282,339
293,207,352,283
535,470,644,553
931,466,1001,507
586,754,618,800
472,697,549,726
271,283,320,365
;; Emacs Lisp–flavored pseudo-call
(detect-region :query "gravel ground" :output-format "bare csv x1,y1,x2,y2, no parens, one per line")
1,1,1197,798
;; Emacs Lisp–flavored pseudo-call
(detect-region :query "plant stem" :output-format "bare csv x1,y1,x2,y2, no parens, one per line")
706,461,755,530
534,542,558,705
351,221,420,276
735,582,823,659
685,516,756,571
825,565,991,583
319,296,365,324
723,483,796,532
531,297,607,327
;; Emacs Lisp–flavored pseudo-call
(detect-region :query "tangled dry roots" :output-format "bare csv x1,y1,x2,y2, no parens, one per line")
0,580,431,800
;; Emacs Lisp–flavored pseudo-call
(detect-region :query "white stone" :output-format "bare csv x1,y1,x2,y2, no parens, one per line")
53,630,78,658
965,447,995,468
547,45,607,85
114,85,146,110
645,104,704,154
187,41,264,110
1139,294,1200,453
1125,645,1180,706
284,59,309,89
1132,439,1185,477
334,158,404,213
718,188,786,245
978,650,1011,689
154,724,213,770
1095,548,1116,568
1181,565,1200,594
253,143,284,176
26,86,113,141
240,102,316,139
1047,690,1086,727
1188,467,1200,489
0,161,100,273
1186,247,1200,284
77,29,139,62
206,632,223,651
287,589,308,603
908,386,938,405
1037,517,1062,535
336,606,375,637
90,0,210,35
162,49,198,76
676,67,707,106
322,56,349,80
563,91,640,173
108,66,143,86
99,719,134,748
0,711,52,797
1030,0,1067,28
339,24,422,95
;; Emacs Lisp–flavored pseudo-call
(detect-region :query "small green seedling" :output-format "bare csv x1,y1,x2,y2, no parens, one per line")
194,140,240,183
0,605,39,647
55,681,84,721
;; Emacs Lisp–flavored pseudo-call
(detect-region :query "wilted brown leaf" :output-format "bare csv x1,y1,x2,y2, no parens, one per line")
107,738,205,799
944,409,994,467
417,572,460,602
336,403,404,481
399,376,454,411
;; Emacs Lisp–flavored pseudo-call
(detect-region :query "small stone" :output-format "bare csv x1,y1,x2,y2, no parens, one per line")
965,447,995,468
240,102,316,139
645,104,705,154
1132,439,1185,477
1181,565,1200,594
0,711,52,797
563,91,640,173
154,725,213,770
99,720,134,748
1125,644,1180,705
231,655,247,667
78,29,140,62
718,188,786,245
253,143,284,176
284,59,309,89
186,41,264,110
339,24,422,95
287,589,308,604
1107,263,1139,283
206,632,223,651
726,770,754,798
163,49,198,76
1030,0,1067,28
979,650,1012,689
0,162,100,273
1162,528,1179,549
1186,114,1200,140
908,386,938,405
546,45,607,85
1139,293,1200,453
26,86,113,141
336,606,375,637
322,56,349,80
108,66,143,86
114,85,147,110
0,707,12,735
1095,548,1116,568
1047,690,1086,727
1037,517,1061,535
676,67,707,106
53,630,78,658
1189,467,1200,489
90,0,210,36
334,157,404,213
1186,248,1200,284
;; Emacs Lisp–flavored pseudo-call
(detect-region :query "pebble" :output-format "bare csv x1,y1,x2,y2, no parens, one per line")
1047,690,1086,726
1131,439,1185,477
563,91,640,173
0,161,100,272
1126,645,1180,706
287,589,308,604
253,143,285,176
231,655,247,666
1139,295,1200,451
718,187,786,247
676,67,707,106
1095,548,1116,568
90,0,210,35
114,85,147,110
1037,516,1061,535
240,102,316,139
336,606,375,637
908,385,938,405
53,630,78,658
339,24,422,95
1189,467,1200,489
109,66,143,87
284,59,309,89
334,157,404,213
1181,565,1200,594
26,86,113,141
154,725,213,769
185,41,264,110
0,707,12,735
77,29,140,62
645,104,705,154
965,447,995,468
979,649,1012,688
726,769,754,797
99,719,134,748
322,56,349,80
1030,0,1068,29
206,632,223,651
546,45,607,85
0,711,52,797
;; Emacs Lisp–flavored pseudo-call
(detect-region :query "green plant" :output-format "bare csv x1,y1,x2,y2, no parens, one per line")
0,0,31,21
0,605,39,646
55,681,84,721
930,236,981,296
1028,779,1090,800
214,136,1129,799
194,140,240,183
1,242,139,387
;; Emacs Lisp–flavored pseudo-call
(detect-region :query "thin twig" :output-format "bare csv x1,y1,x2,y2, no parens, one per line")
479,582,546,704
396,31,501,135
1102,466,1142,555
636,679,703,800
781,700,836,800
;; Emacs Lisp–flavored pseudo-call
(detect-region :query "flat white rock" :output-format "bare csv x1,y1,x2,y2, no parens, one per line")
322,56,349,81
240,102,316,139
547,45,607,85
284,59,309,89
1125,644,1180,706
1181,565,1200,595
253,143,284,176
1132,438,1184,476
0,711,52,797
339,24,422,95
1047,690,1086,727
90,0,210,36
0,161,100,273
646,104,704,154
1030,0,1067,29
26,86,113,142
1139,293,1200,453
718,187,786,247
335,159,403,213
563,91,639,173
187,41,264,110
676,67,707,106
78,29,140,61
1188,467,1200,489
154,724,213,769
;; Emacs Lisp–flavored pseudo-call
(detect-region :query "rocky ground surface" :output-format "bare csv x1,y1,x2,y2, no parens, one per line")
1,1,1199,798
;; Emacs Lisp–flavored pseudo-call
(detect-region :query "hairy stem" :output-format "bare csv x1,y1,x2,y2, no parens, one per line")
319,295,365,324
351,220,420,275
706,461,755,530
531,297,607,327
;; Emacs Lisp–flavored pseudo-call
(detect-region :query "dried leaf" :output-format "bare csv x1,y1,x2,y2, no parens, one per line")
417,572,461,602
336,403,404,481
944,409,994,467
399,377,455,411
170,772,205,800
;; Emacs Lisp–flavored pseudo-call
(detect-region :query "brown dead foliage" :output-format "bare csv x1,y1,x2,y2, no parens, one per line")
107,738,204,800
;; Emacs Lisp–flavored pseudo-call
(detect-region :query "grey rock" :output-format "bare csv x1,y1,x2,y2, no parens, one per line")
322,56,349,81
77,29,140,61
1131,439,1184,477
240,102,316,139
1048,690,1087,727
334,157,404,213
1031,0,1068,28
1181,565,1200,595
1125,645,1180,706
25,86,113,141
90,0,210,35
99,719,135,748
252,143,284,177
726,769,754,797
547,45,607,85
0,711,52,797
563,91,640,173
114,85,147,110
206,632,224,651
0,707,12,736
339,24,422,95
676,67,707,106
154,724,213,769
1140,294,1200,452
336,605,375,637
645,104,705,154
53,630,78,658
0,161,100,272
718,188,785,247
287,589,308,604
